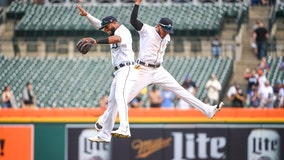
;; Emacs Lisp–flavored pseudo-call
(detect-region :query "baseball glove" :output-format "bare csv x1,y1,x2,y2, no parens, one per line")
76,38,95,54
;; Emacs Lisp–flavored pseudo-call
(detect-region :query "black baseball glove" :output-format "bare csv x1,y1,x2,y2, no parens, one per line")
76,38,95,54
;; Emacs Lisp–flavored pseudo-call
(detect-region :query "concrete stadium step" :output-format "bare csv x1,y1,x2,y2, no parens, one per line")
225,5,272,103
249,6,271,20
221,30,236,40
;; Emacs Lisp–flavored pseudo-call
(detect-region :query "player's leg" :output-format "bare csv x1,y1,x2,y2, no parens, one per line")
89,78,118,142
127,66,153,103
95,79,114,131
154,67,223,118
95,114,105,131
111,67,133,138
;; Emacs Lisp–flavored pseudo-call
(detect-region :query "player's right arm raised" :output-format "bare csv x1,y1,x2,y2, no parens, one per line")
76,4,102,30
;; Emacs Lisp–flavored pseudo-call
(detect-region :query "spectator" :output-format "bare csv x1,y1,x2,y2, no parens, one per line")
203,97,210,105
257,57,270,74
182,75,197,96
270,0,276,6
227,83,245,107
130,94,142,108
257,69,267,90
211,35,222,58
253,20,269,60
250,20,260,56
98,94,108,108
205,74,222,105
273,79,282,94
161,89,175,108
245,68,259,94
261,0,269,6
259,80,275,108
227,82,237,98
251,0,260,6
1,85,17,108
278,82,284,108
248,85,261,108
22,82,36,108
148,85,162,108
273,80,282,107
243,67,251,79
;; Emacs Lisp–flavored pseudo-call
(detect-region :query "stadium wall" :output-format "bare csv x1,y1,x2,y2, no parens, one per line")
0,108,284,160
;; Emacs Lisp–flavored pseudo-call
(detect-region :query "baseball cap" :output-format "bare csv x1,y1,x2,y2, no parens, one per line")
99,16,117,30
159,18,174,33
185,75,191,81
257,69,263,75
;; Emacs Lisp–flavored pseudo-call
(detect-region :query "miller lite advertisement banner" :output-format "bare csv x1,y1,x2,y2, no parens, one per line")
66,124,112,160
66,124,284,160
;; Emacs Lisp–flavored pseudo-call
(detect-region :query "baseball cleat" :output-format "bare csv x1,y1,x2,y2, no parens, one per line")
94,122,103,132
88,135,110,143
209,102,224,119
111,130,131,139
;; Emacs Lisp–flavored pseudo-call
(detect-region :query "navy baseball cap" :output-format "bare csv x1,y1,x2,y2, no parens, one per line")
99,16,117,30
159,18,174,33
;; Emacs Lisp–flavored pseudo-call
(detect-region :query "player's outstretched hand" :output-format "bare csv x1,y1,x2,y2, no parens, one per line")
76,4,87,16
76,38,96,54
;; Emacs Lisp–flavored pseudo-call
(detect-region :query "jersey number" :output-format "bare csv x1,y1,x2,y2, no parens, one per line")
111,44,119,49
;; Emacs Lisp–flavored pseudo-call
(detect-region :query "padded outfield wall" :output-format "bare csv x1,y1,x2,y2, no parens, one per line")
0,108,284,160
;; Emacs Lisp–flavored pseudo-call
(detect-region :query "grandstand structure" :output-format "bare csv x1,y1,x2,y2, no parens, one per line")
0,0,248,57
0,54,234,107
0,0,283,108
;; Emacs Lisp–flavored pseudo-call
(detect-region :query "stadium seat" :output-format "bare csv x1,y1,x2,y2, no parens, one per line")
0,54,235,108
6,2,247,38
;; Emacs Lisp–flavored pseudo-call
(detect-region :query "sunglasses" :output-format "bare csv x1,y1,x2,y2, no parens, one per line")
159,23,173,30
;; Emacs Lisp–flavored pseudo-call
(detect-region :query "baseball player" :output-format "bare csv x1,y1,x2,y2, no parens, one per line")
76,4,138,142
95,0,224,139
125,0,224,119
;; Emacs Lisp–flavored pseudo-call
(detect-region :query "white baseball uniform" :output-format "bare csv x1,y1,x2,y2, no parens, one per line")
85,13,137,141
128,17,217,118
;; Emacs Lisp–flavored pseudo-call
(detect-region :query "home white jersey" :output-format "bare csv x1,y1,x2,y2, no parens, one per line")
86,13,134,66
111,24,135,67
137,24,170,64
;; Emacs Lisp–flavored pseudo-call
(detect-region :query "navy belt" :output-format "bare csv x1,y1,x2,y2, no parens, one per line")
114,62,134,71
137,60,161,68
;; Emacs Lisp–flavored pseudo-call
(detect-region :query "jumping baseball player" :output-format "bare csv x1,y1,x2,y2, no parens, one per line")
125,0,224,119
101,0,224,139
76,4,138,142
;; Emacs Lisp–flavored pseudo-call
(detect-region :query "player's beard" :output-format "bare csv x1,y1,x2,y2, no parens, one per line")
156,26,167,39
108,27,116,36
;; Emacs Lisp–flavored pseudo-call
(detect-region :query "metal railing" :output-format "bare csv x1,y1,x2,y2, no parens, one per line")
0,38,240,58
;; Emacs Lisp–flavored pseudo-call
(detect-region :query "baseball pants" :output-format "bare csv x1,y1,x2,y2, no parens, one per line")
127,65,213,118
97,65,138,141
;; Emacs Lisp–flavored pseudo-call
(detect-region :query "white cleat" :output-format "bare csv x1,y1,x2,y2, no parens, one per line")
88,135,110,143
111,130,131,139
94,121,103,132
209,102,224,119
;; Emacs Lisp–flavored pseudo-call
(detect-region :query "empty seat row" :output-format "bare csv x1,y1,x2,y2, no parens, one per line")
5,2,248,37
0,54,235,108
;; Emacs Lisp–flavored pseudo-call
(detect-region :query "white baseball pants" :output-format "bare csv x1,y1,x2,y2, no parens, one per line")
127,66,213,117
97,65,138,141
